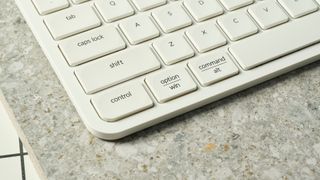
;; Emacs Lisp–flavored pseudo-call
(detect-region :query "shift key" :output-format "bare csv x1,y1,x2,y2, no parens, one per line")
75,45,161,94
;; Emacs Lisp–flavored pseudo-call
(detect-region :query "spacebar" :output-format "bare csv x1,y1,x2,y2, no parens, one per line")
229,12,320,70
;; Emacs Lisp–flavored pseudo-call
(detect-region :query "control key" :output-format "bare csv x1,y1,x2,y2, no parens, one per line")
92,83,153,121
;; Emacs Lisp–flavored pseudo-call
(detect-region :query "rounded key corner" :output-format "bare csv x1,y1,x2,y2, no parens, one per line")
89,98,108,120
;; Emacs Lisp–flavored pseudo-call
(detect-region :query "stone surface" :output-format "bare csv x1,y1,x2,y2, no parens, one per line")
1,0,320,179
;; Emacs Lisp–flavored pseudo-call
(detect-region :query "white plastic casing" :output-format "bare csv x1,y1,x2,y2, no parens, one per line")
15,0,320,140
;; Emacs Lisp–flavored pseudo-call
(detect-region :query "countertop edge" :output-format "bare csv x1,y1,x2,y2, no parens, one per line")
0,89,47,180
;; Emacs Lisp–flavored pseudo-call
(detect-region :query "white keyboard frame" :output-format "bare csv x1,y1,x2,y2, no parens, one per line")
15,0,320,140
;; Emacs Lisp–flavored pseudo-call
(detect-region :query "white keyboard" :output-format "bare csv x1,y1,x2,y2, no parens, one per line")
15,0,320,140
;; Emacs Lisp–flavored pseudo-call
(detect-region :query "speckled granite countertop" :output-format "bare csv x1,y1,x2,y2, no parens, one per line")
1,0,320,179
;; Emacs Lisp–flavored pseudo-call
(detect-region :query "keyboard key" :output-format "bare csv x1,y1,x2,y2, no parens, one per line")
59,26,126,66
218,12,258,41
184,0,224,22
229,12,320,70
186,22,227,53
152,4,192,33
75,45,161,94
119,15,160,44
132,0,167,11
95,0,134,22
153,34,194,65
188,51,238,86
146,67,197,103
278,0,318,18
248,1,289,30
32,0,69,15
72,0,89,4
44,4,101,40
91,83,153,121
219,0,253,11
